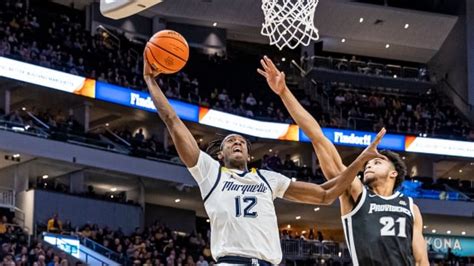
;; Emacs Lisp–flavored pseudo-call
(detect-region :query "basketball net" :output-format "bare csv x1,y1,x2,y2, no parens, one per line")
261,0,320,50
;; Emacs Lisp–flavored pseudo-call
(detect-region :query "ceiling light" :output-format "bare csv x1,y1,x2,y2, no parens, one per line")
13,154,20,158
251,156,255,160
199,138,203,142
470,162,474,166
402,156,405,160
42,175,49,179
423,225,427,229
105,123,109,127
447,230,451,234
393,74,397,78
302,230,307,234
282,57,286,62
291,177,297,182
110,187,117,192
341,38,346,43
296,216,301,220
206,219,210,223
459,169,463,173
213,22,217,27
21,107,26,111
385,44,390,49
462,231,466,235
314,207,320,212
110,195,114,198
175,199,181,203
359,17,364,23
404,23,409,29
287,224,291,229
432,229,437,233
269,149,273,153
448,177,452,180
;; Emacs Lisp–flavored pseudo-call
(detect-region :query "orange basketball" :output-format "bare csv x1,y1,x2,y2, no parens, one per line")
145,30,189,74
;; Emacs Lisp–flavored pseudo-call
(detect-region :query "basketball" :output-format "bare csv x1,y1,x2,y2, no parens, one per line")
145,30,189,74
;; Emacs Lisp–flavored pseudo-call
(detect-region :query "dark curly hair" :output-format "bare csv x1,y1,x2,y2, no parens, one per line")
379,150,407,192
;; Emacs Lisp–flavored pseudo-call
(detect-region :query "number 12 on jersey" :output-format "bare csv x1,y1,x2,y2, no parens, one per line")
380,217,407,237
235,196,258,218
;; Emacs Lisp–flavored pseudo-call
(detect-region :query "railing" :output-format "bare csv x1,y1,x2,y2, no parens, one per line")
281,239,350,261
0,186,14,208
81,236,132,265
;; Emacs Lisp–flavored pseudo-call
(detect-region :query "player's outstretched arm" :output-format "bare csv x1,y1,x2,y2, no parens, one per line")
143,56,200,168
257,56,345,179
284,128,387,205
412,204,429,266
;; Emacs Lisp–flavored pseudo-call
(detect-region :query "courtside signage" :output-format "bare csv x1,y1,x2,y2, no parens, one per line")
425,234,474,257
198,108,298,140
405,136,474,158
0,56,95,97
299,128,406,151
95,81,199,122
2,57,474,158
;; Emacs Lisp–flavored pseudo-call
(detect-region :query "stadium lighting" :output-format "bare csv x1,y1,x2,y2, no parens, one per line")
462,231,466,235
459,169,463,173
404,23,409,29
447,230,451,234
206,219,210,223
314,207,320,212
282,57,286,62
269,149,273,153
42,175,49,179
287,224,291,229
105,123,109,127
291,178,297,182
385,44,390,49
448,177,452,180
13,154,20,158
110,187,117,192
302,230,307,234
432,229,437,233
212,22,217,27
175,198,181,203
296,216,301,220
359,17,364,23
21,107,26,111
341,38,346,43
423,225,427,229
402,156,406,160
393,74,397,78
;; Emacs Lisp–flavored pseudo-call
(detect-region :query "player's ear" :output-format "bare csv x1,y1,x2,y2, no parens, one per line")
217,151,223,160
389,170,398,179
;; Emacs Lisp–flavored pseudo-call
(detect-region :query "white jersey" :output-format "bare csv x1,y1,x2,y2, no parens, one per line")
188,151,291,265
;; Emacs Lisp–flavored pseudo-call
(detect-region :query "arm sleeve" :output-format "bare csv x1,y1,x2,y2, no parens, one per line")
260,170,291,200
187,151,220,198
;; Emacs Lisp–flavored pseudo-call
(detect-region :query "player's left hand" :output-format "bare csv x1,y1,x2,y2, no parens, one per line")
257,56,287,96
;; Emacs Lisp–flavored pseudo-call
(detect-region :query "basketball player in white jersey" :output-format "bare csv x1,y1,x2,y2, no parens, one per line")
258,56,429,265
143,55,387,265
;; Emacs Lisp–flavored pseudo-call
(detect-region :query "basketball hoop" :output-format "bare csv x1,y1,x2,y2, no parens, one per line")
261,0,320,50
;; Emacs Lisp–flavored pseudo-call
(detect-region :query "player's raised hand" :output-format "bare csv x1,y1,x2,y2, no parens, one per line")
358,128,388,162
257,56,287,95
143,51,160,78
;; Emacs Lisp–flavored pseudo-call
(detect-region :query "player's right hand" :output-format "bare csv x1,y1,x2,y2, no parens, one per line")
143,51,160,78
358,128,388,162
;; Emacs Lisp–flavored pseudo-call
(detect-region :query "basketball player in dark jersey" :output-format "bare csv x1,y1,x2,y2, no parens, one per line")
258,56,429,266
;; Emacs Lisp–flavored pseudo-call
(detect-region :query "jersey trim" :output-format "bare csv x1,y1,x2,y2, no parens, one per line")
341,186,367,219
256,170,273,194
345,216,359,266
408,197,415,222
203,167,222,202
376,191,401,200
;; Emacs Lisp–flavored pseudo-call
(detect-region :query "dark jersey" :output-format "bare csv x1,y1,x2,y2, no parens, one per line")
342,186,415,266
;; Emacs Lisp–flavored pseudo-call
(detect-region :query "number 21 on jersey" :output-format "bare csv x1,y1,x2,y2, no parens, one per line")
379,216,407,237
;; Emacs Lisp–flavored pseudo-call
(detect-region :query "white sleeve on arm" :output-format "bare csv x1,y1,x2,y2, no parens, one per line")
187,151,221,198
260,170,291,200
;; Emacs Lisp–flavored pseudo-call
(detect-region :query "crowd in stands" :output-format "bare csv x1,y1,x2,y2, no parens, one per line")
39,213,214,266
1,0,473,142
0,215,72,265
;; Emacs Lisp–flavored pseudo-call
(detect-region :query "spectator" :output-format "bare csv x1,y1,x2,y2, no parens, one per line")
245,93,257,107
47,214,62,234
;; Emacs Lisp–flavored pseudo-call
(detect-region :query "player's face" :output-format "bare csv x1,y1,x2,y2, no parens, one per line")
363,158,396,186
220,134,249,168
